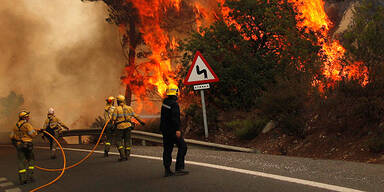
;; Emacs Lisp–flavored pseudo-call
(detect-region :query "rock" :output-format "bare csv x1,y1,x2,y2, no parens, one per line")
262,120,276,134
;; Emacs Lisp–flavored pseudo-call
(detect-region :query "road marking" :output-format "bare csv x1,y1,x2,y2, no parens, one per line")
0,182,14,187
58,147,364,192
5,188,22,192
0,177,7,182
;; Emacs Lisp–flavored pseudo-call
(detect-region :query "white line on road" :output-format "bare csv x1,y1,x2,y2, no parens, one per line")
0,182,14,187
60,147,364,192
5,188,22,192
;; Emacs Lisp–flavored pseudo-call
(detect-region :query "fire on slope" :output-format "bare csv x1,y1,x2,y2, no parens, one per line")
119,0,368,112
287,0,368,87
192,0,368,88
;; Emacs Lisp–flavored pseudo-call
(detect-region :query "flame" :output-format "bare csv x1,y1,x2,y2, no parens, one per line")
118,0,180,113
191,0,368,87
288,0,368,87
118,0,369,113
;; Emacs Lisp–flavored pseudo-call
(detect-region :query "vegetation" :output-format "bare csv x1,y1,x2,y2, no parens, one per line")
226,118,268,140
180,0,384,144
179,0,322,136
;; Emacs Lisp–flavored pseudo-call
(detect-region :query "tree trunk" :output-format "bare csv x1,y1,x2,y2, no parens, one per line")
125,18,138,106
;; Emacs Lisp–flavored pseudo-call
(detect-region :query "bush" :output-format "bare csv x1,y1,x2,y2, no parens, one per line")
259,78,316,137
142,118,161,134
369,134,384,153
184,103,219,136
226,118,268,140
320,80,384,135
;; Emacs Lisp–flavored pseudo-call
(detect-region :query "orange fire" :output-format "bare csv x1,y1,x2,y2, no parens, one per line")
192,0,368,87
120,0,368,113
119,0,180,113
287,0,368,86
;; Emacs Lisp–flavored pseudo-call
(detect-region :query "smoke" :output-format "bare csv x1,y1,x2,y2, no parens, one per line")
0,0,124,134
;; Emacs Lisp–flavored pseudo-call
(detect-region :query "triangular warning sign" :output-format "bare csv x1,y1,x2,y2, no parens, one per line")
184,51,219,85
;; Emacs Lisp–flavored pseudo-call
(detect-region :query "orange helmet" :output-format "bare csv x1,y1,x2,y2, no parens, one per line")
106,96,115,103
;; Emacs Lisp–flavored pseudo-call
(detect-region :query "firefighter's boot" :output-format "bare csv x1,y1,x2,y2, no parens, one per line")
118,146,126,161
164,168,175,177
124,148,131,158
26,166,35,183
18,170,27,185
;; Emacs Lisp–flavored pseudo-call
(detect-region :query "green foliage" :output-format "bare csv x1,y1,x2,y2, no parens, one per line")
0,91,24,130
179,0,322,111
185,103,218,136
343,0,384,82
0,91,24,117
320,80,384,135
227,118,268,140
142,119,161,134
258,78,317,137
369,134,384,153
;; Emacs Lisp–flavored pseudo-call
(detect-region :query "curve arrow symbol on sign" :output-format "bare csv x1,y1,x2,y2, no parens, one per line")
196,65,208,79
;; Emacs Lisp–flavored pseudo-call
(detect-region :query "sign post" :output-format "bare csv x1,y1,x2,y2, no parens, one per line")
200,89,208,138
184,51,219,139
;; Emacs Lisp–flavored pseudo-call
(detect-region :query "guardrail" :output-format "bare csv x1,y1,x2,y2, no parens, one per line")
61,129,258,153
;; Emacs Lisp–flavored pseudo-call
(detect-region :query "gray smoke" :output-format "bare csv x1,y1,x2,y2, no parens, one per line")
0,0,125,136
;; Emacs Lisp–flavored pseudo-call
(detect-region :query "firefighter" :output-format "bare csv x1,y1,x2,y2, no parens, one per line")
112,94,145,161
10,111,41,184
103,96,116,157
42,108,69,159
160,84,188,177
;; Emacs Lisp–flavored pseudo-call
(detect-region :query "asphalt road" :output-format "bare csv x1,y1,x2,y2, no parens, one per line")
0,144,383,192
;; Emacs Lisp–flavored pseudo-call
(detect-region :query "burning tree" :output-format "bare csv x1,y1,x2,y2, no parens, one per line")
83,0,198,112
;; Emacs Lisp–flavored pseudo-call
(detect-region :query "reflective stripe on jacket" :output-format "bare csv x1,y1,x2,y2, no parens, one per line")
10,120,37,142
112,104,136,129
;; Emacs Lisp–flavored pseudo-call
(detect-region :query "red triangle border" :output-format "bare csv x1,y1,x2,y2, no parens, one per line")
183,51,219,85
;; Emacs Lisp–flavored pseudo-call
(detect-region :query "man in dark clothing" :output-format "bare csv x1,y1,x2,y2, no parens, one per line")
160,84,188,177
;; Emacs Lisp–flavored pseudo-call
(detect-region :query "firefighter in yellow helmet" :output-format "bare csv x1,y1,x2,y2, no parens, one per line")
160,84,188,176
42,107,69,159
10,111,41,184
112,94,145,161
103,96,116,157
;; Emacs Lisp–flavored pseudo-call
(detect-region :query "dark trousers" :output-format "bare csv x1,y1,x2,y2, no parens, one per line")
115,128,132,158
46,128,58,157
104,125,114,152
162,136,187,171
16,142,35,182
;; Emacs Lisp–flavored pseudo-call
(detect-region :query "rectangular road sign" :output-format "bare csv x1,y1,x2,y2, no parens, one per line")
193,84,210,90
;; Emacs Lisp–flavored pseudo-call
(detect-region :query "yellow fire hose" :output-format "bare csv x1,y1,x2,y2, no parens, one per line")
30,130,66,192
35,119,110,172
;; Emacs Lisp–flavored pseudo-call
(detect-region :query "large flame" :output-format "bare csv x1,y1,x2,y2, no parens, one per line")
120,0,180,112
120,0,368,113
192,0,368,87
287,0,368,87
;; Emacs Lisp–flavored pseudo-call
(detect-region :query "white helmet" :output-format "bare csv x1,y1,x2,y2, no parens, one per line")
48,107,55,115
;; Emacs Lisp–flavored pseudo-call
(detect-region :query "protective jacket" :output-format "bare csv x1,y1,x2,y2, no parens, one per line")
104,104,115,123
10,120,38,142
112,104,137,129
160,96,180,137
43,115,68,131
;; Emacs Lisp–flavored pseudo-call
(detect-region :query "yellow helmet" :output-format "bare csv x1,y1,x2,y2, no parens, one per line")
116,94,125,102
166,84,179,96
106,96,115,103
19,111,30,119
